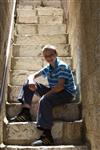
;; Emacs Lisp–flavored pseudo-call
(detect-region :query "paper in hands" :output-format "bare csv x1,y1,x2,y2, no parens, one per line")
27,75,36,85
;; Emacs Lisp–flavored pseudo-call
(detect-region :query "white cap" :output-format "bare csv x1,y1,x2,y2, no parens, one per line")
42,44,57,52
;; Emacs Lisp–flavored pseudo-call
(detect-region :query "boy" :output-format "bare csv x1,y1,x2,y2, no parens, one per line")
10,45,76,146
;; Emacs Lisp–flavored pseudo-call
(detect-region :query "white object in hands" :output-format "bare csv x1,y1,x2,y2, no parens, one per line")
27,75,36,85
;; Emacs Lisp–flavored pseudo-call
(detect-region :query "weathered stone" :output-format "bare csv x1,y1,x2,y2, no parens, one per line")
63,121,83,145
11,57,44,70
38,24,66,35
4,145,88,150
10,70,48,86
37,7,63,16
43,0,62,8
17,0,41,7
17,15,38,24
14,35,67,45
39,15,63,24
13,44,71,57
16,9,38,23
6,102,81,122
4,121,82,145
15,24,37,35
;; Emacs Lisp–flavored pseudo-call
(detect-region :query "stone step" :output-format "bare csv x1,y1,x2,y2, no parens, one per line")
11,57,72,70
7,85,37,103
15,24,67,35
17,0,62,8
4,121,83,145
16,7,63,24
36,7,63,16
6,102,81,122
10,70,48,86
4,145,88,150
14,34,68,45
13,44,71,57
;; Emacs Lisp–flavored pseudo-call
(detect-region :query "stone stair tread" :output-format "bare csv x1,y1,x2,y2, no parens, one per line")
15,24,67,35
6,102,81,122
12,44,71,57
4,120,83,145
11,57,72,71
14,34,68,45
4,145,88,150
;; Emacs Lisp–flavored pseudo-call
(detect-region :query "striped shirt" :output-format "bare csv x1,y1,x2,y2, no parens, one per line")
40,58,76,96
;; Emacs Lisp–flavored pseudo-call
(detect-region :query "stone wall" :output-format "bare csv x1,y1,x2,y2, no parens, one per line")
0,0,15,144
67,0,100,150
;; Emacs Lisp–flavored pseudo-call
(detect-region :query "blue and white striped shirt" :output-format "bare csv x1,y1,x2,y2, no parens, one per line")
40,58,76,96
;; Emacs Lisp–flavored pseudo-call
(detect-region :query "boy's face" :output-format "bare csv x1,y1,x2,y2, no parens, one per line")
43,49,57,65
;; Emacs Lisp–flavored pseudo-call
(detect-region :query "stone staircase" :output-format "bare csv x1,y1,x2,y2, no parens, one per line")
4,0,88,150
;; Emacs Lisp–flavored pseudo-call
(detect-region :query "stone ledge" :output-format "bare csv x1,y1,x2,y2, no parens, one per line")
6,102,81,122
4,145,88,150
12,44,71,57
14,34,68,45
4,121,83,145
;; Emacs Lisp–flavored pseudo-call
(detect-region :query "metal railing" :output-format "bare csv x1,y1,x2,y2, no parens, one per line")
0,0,16,110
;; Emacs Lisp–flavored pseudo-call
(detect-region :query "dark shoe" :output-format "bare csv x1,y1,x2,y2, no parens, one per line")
9,108,32,122
31,133,54,146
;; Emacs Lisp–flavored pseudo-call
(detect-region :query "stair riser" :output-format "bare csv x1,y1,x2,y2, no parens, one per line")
16,24,66,36
13,44,71,57
14,35,68,45
11,57,72,71
6,103,81,122
18,0,62,8
4,121,83,145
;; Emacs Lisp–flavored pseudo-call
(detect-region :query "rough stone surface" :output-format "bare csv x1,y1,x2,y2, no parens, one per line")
38,15,63,24
10,70,48,86
37,7,63,16
6,102,81,122
13,44,71,57
11,57,44,70
38,24,66,35
4,145,88,150
14,35,67,45
4,121,82,145
68,0,100,149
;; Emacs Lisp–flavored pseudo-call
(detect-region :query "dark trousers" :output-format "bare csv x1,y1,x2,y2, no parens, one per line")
18,80,74,129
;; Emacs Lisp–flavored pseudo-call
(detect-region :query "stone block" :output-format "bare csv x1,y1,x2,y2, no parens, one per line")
39,15,63,24
12,44,71,57
4,121,82,145
43,0,62,8
16,9,38,23
17,15,38,24
18,0,41,7
63,121,83,145
14,35,67,45
38,24,66,35
11,57,43,70
6,102,81,122
37,7,63,16
15,24,37,35
10,70,48,86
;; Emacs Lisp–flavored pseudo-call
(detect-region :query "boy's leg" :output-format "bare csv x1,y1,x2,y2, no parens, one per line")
32,90,74,146
37,90,74,129
10,81,50,122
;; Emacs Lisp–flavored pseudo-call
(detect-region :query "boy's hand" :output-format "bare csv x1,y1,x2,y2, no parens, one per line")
29,84,37,91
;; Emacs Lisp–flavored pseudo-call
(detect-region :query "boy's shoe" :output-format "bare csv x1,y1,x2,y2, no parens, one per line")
31,133,54,146
9,108,32,122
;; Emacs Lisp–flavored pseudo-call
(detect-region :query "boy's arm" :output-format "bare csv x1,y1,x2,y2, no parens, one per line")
45,78,65,96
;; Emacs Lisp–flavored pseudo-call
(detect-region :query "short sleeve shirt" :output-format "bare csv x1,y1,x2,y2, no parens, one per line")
39,58,76,96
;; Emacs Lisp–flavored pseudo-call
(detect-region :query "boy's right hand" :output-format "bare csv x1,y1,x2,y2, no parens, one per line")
29,84,37,92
